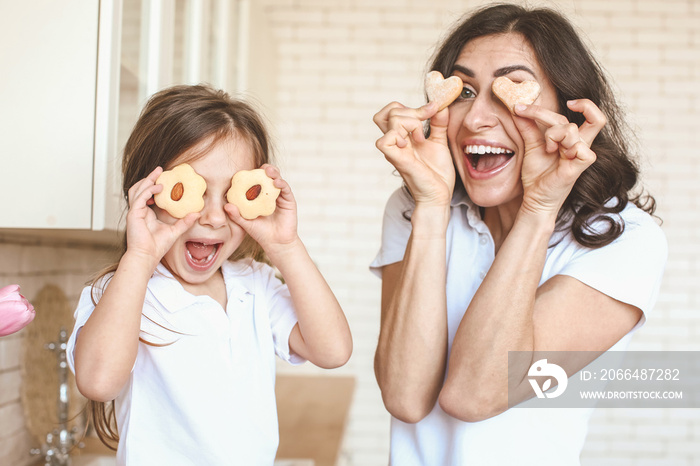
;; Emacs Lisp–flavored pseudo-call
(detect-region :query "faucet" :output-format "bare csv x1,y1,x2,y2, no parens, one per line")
30,327,83,466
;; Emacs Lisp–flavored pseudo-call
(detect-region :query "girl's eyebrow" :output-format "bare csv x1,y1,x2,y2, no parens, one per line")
451,64,537,79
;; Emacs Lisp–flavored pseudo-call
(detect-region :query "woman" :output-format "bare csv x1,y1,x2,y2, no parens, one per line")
370,4,666,465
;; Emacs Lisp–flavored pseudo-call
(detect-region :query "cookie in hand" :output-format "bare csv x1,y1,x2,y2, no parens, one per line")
153,163,207,218
492,76,541,114
226,169,281,220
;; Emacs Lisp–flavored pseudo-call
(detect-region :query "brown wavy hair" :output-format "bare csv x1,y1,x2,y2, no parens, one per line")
428,3,656,247
87,84,274,448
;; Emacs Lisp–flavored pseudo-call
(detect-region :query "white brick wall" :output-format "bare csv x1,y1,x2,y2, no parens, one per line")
1,0,698,464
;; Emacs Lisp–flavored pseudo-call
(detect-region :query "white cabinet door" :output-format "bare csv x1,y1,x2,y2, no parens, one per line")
0,0,100,229
0,0,271,235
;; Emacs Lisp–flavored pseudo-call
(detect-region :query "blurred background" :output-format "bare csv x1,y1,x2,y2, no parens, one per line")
1,0,698,465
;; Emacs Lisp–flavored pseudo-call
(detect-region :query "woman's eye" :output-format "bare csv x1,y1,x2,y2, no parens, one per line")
459,87,475,99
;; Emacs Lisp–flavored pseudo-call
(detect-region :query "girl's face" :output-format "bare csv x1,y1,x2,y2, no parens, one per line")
155,134,256,288
447,33,558,210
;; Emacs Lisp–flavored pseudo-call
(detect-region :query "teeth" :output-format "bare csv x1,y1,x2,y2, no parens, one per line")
464,145,513,155
185,244,218,264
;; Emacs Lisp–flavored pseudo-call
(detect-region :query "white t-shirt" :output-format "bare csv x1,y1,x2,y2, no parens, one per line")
370,186,667,466
67,258,304,466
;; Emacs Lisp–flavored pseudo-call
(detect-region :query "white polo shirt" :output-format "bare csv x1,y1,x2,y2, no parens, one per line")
67,258,304,466
370,186,667,466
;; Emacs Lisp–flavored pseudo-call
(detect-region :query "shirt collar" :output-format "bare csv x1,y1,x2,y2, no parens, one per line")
150,261,252,313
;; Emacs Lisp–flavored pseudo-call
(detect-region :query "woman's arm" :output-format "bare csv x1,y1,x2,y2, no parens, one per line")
439,211,643,422
74,168,198,402
371,101,457,422
374,204,450,423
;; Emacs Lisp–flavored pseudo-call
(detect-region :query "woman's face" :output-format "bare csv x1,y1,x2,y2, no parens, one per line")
447,33,559,209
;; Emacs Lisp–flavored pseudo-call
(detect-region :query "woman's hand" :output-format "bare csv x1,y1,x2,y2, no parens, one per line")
125,167,199,267
512,99,606,219
225,164,299,255
374,101,456,208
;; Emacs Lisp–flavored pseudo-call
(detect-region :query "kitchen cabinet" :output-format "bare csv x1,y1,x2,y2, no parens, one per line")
0,0,110,230
0,0,273,237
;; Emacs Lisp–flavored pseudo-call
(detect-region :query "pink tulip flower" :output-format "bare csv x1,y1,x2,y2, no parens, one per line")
0,284,36,336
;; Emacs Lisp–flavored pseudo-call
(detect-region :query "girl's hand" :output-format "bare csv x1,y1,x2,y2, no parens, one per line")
125,167,199,266
224,164,298,254
512,99,606,219
374,101,455,208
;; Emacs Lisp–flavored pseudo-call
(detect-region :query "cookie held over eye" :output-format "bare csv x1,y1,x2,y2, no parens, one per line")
492,76,541,114
226,169,281,220
153,163,207,218
425,71,463,111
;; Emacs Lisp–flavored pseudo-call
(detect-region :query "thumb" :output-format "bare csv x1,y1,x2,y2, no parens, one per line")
225,203,253,228
512,104,547,149
173,212,200,235
513,122,544,152
427,106,450,145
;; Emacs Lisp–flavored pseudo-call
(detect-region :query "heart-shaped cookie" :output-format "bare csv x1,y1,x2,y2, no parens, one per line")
492,76,541,114
425,71,463,111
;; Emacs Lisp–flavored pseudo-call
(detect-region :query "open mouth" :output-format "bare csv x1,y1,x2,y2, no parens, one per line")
465,144,515,173
185,240,222,271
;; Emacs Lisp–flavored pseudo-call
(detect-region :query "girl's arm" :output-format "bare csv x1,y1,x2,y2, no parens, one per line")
439,100,642,421
225,165,352,369
269,237,352,369
74,168,198,402
372,101,456,422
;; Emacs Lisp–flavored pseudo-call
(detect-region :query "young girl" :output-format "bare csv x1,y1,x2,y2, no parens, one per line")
67,84,352,465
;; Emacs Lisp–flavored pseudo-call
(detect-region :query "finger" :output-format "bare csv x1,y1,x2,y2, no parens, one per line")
566,99,606,146
373,101,407,133
146,166,164,182
376,130,411,161
563,139,596,164
260,163,276,173
130,183,162,210
387,101,439,124
543,122,581,154
514,103,570,130
128,167,163,204
386,112,428,137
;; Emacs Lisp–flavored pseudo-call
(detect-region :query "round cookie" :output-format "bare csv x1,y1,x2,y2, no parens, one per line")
153,163,207,218
492,76,541,114
226,168,280,220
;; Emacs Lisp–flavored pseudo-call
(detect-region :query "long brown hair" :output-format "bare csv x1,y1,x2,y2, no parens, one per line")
429,3,656,247
88,84,274,449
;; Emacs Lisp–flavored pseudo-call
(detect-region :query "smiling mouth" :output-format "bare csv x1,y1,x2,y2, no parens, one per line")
185,241,221,268
465,144,515,172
